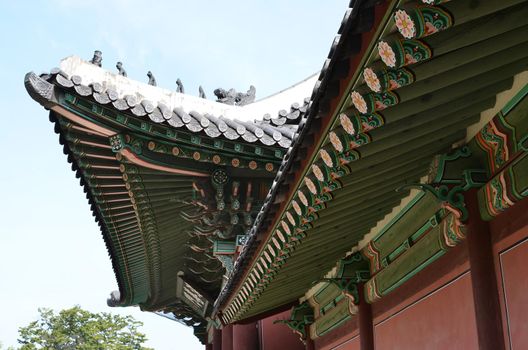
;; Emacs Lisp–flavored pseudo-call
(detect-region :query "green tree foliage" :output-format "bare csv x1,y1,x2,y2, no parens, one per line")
17,306,153,350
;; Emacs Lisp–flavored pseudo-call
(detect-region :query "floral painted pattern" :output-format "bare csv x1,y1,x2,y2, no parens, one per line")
281,220,291,235
286,211,296,226
298,190,309,206
363,67,381,92
351,91,368,114
378,41,396,67
312,164,325,182
320,149,334,168
394,10,416,39
292,200,302,215
305,177,317,194
340,113,356,135
330,131,344,152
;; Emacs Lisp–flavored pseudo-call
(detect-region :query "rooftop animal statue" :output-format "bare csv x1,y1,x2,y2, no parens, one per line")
176,78,185,93
237,85,256,106
116,61,127,77
147,71,157,86
214,88,238,105
106,290,120,307
198,86,207,99
214,86,256,106
89,50,102,67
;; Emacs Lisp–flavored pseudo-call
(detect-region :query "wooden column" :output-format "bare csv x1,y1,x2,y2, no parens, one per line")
465,189,505,350
212,328,222,350
305,325,315,350
205,344,213,350
233,322,259,350
222,325,233,350
358,283,374,350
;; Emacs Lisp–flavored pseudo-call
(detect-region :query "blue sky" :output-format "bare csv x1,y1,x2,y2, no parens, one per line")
0,1,346,348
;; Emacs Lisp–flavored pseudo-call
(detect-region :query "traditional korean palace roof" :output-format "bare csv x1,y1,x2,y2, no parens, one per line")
25,54,313,341
26,0,528,345
213,0,528,328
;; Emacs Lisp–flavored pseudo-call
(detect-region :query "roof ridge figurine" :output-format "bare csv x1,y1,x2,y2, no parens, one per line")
89,50,102,67
176,78,185,93
116,61,127,77
214,85,256,106
147,71,157,86
199,86,207,99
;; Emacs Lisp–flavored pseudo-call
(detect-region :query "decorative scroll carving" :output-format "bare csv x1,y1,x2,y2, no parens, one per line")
399,147,487,221
479,153,528,220
314,252,370,311
273,302,314,342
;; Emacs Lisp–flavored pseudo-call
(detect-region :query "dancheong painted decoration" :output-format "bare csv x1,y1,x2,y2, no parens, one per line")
26,0,528,349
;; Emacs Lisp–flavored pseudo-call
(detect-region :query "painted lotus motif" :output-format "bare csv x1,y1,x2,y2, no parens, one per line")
330,131,344,152
363,67,381,92
394,10,415,39
298,190,309,206
378,40,396,67
312,164,325,182
320,149,334,167
339,113,355,135
292,200,302,215
286,211,296,226
351,91,368,114
305,177,317,194
281,220,291,235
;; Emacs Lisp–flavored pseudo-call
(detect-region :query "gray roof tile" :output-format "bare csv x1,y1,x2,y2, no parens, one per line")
30,70,308,150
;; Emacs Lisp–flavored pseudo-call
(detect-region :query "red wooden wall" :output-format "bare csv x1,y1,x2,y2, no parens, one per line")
314,198,528,350
491,197,528,349
374,273,478,350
